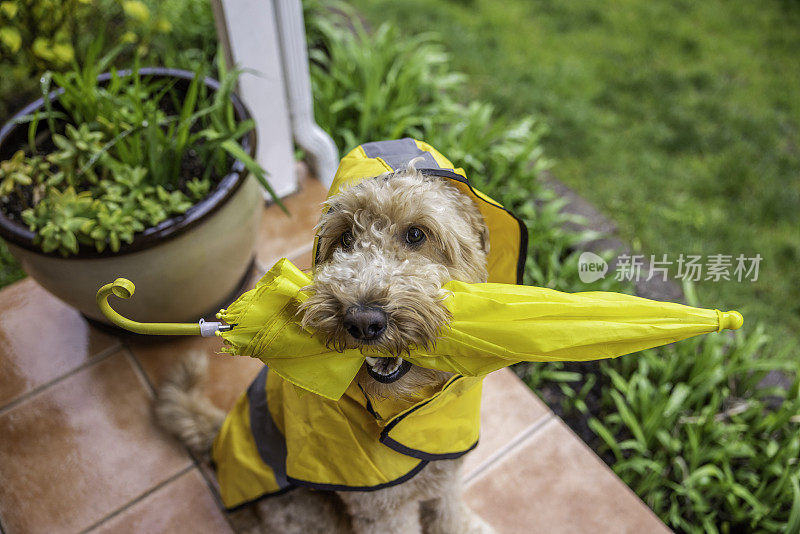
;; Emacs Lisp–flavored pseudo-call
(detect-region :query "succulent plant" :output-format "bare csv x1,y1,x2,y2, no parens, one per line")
21,187,96,254
0,150,34,196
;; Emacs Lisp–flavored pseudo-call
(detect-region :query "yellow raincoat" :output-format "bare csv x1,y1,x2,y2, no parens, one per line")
212,139,528,509
209,139,743,510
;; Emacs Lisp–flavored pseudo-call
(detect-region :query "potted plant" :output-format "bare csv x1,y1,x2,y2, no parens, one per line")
0,48,282,324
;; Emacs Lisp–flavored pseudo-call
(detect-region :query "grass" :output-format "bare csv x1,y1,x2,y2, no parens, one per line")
348,0,800,358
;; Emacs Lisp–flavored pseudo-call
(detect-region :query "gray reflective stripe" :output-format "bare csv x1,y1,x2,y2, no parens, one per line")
247,367,291,489
361,138,443,171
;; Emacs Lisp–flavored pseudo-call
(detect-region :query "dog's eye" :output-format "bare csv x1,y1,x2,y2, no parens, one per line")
405,226,426,246
340,231,354,249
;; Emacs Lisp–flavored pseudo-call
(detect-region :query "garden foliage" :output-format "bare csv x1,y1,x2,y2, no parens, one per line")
0,0,87,71
0,0,217,120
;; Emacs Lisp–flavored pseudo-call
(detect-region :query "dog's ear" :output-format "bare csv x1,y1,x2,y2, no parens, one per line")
462,203,491,256
431,191,490,282
460,210,490,282
431,217,489,283
478,223,490,255
315,207,349,264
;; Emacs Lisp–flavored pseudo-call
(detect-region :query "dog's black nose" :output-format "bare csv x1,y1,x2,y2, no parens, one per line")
343,306,387,340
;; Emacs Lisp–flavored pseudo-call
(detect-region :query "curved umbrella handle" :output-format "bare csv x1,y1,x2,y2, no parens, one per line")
96,278,226,336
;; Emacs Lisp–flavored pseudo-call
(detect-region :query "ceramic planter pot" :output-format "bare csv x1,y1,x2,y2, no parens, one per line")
0,68,263,324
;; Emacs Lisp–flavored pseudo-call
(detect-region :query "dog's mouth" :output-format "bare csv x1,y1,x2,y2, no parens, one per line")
364,356,412,383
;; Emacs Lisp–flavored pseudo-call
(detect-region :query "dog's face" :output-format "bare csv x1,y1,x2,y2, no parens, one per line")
300,169,490,399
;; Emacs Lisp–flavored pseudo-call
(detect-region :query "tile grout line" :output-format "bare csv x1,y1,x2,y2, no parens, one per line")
0,341,123,417
78,464,194,533
122,344,208,483
463,414,555,485
122,344,157,398
195,465,238,532
122,344,236,530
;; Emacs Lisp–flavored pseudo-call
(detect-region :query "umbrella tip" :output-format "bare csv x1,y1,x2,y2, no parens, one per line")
720,310,744,331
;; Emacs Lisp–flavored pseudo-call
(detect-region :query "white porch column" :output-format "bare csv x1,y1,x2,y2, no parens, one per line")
211,0,339,195
212,0,298,198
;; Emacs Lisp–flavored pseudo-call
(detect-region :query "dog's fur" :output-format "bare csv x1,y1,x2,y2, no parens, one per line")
156,166,494,533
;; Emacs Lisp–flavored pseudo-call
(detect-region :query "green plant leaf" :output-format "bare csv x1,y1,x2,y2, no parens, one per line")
787,476,800,534
219,139,287,214
0,26,21,53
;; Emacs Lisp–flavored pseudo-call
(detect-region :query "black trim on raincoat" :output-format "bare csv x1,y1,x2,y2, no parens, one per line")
379,436,479,462
285,461,429,493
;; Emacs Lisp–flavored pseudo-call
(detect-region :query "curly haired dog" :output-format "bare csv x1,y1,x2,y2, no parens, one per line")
155,163,495,533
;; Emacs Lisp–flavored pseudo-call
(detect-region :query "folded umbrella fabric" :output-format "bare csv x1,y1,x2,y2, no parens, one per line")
217,258,743,401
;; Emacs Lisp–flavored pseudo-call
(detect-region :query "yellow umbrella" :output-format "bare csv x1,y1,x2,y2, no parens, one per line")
96,257,743,401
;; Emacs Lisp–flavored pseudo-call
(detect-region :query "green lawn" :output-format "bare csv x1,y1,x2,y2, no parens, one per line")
350,0,800,356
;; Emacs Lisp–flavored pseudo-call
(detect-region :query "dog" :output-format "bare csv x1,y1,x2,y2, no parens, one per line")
156,149,502,533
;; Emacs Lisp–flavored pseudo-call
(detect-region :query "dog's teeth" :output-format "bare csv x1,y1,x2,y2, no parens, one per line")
383,357,402,374
365,356,404,376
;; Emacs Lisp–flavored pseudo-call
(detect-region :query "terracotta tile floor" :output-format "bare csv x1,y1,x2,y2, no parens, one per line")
0,168,670,533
